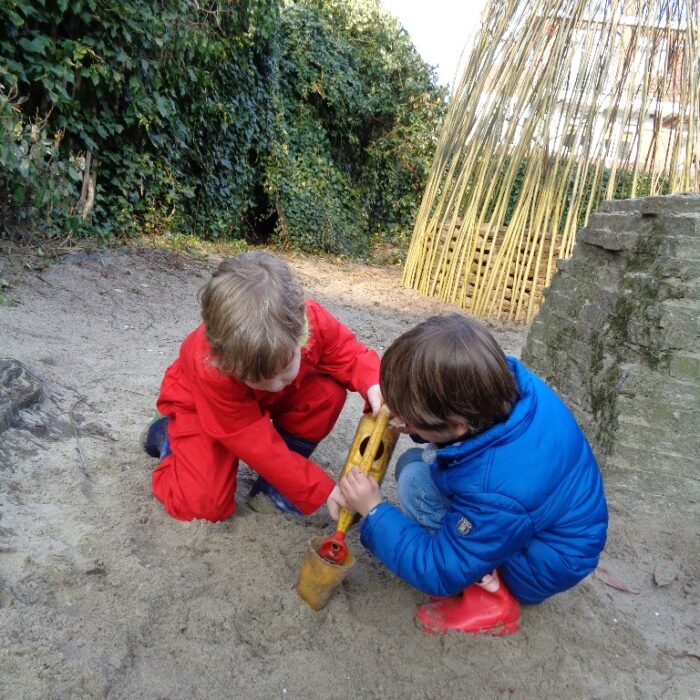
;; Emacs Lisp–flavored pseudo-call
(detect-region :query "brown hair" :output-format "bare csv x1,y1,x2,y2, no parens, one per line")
199,252,305,381
380,314,519,436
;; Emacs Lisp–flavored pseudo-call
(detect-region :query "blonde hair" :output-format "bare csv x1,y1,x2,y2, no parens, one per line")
199,252,305,381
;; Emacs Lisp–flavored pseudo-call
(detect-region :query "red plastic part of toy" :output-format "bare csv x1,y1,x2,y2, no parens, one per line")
318,531,349,564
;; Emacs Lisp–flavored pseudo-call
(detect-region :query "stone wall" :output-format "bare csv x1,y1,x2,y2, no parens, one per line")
522,193,699,504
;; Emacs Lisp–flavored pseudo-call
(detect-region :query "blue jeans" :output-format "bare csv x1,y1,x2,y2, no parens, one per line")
160,431,171,460
395,447,451,533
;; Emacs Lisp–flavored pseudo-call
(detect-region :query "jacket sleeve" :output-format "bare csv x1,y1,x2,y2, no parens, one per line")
359,493,535,596
190,367,335,515
308,301,380,399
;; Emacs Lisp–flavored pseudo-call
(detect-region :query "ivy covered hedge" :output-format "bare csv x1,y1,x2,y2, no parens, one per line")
0,0,446,256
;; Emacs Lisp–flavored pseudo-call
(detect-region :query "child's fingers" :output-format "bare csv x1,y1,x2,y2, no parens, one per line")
339,473,358,496
366,384,383,416
348,466,368,483
327,498,339,520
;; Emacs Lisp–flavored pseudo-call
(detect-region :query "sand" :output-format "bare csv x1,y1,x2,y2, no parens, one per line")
0,245,698,699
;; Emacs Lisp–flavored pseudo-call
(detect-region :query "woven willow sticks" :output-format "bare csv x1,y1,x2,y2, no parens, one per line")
403,0,699,322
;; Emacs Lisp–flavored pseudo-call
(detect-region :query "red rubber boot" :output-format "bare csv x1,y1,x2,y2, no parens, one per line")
416,570,520,636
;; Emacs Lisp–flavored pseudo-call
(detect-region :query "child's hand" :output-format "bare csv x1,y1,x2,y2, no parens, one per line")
339,466,383,516
326,485,347,520
366,384,383,416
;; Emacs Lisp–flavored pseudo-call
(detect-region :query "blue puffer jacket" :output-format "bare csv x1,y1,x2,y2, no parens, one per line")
360,358,608,604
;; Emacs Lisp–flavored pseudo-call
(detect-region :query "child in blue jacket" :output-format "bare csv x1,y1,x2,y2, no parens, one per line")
339,314,608,636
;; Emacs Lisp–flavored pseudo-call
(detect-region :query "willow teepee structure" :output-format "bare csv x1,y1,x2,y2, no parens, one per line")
403,0,699,322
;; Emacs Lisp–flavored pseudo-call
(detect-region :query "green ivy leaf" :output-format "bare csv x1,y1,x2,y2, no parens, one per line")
154,94,171,118
13,183,26,204
18,35,50,55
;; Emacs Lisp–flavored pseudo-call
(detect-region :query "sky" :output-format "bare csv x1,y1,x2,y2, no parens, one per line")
380,0,489,89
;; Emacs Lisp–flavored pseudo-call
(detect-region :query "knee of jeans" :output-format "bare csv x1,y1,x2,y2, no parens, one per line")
395,459,429,511
394,447,425,481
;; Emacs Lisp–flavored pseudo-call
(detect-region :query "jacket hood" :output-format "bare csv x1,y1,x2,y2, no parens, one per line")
435,357,537,467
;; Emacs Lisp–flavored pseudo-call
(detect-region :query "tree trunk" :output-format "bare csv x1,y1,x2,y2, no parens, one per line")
79,150,98,222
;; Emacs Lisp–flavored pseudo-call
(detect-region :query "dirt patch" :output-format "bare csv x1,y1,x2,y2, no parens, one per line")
0,245,697,699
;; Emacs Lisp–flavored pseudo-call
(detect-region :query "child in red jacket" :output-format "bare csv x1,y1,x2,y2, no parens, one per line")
143,252,381,522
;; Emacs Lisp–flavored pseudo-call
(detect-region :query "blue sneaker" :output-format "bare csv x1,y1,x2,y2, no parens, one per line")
143,416,169,459
248,476,303,516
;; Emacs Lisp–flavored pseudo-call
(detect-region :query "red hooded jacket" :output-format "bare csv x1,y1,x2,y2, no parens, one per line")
156,299,380,514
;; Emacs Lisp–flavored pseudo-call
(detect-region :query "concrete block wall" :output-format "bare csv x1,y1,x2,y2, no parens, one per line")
522,193,700,504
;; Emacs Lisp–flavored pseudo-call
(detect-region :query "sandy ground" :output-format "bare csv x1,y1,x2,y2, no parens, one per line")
0,244,698,700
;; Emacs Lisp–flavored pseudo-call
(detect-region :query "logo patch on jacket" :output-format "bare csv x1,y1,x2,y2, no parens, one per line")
456,516,473,536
